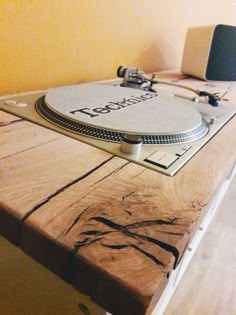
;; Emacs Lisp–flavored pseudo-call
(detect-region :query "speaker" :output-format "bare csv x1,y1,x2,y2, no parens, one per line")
181,24,236,81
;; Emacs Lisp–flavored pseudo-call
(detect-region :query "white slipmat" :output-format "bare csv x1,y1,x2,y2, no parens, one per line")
43,84,206,141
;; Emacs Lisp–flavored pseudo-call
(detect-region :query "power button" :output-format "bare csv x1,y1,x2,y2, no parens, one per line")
4,100,28,107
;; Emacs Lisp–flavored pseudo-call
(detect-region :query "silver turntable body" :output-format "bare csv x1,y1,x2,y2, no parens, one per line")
0,80,235,176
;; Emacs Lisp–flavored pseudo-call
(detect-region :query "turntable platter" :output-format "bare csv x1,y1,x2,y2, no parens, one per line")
36,84,208,144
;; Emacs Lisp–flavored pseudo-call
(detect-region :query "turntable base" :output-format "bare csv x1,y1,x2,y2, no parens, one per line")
0,82,235,176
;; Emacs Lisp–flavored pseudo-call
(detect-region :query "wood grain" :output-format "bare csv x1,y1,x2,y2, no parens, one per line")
0,114,113,243
0,111,61,159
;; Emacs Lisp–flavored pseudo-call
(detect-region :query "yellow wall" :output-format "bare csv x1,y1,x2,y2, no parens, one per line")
0,0,234,95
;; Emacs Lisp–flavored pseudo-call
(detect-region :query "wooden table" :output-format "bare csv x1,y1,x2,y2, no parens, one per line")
0,72,236,315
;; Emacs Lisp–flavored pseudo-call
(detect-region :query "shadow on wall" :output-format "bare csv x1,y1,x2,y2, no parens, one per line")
136,40,179,74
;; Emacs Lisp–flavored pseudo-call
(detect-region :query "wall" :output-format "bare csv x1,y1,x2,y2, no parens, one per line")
0,0,234,95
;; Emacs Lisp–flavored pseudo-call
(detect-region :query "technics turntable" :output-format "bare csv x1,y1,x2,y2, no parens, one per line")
0,67,235,176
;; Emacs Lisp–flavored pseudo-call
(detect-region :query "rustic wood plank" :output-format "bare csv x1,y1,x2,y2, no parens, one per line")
0,111,62,159
72,117,236,315
20,116,236,315
21,159,172,314
1,72,236,315
0,115,113,244
21,157,129,279
19,73,236,314
0,110,22,124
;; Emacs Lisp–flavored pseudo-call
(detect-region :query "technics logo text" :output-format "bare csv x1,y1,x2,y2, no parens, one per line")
69,92,158,118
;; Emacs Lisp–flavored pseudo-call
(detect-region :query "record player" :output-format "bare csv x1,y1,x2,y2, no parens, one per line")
0,66,235,176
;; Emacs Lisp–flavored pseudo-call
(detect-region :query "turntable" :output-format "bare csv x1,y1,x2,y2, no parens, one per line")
0,67,235,176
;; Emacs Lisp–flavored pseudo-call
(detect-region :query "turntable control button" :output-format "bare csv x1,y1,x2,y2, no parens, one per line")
4,100,28,107
16,102,28,107
120,134,142,155
176,149,186,157
4,100,17,106
176,144,192,156
182,144,192,150
209,117,217,125
145,151,178,169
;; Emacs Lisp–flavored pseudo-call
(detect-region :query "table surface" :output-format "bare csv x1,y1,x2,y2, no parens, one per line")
0,71,236,315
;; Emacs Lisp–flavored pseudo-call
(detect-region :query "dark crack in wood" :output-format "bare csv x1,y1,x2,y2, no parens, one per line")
130,231,179,268
125,210,132,216
74,237,103,252
62,162,129,211
154,230,184,236
17,155,114,245
0,118,22,127
125,218,178,229
91,216,179,230
93,161,130,186
122,191,136,202
130,169,147,180
90,217,122,230
72,216,181,268
81,230,112,236
61,205,94,237
0,138,60,161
